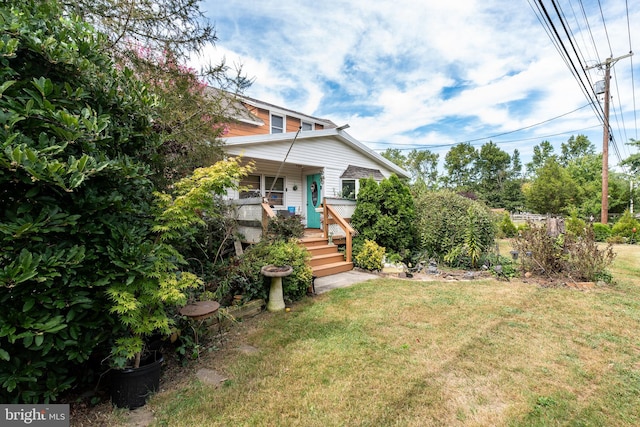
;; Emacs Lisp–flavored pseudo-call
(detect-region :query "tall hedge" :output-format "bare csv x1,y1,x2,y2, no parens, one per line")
0,1,164,402
414,189,496,265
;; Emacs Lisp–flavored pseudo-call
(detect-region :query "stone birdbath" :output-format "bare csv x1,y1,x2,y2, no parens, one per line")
261,265,293,312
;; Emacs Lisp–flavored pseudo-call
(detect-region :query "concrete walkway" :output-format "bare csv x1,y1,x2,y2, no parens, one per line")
313,270,381,294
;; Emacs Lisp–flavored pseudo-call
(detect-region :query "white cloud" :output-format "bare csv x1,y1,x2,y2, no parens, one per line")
199,0,640,164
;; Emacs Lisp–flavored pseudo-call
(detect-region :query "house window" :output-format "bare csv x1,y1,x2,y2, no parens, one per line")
340,179,357,200
271,114,284,133
265,176,285,206
301,121,313,131
239,175,261,199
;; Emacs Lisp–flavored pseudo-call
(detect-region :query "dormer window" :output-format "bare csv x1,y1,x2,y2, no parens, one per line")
301,121,313,131
271,114,284,133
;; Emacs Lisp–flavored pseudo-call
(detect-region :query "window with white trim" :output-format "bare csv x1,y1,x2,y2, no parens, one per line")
301,121,313,131
239,175,261,199
340,179,357,200
271,114,284,133
265,176,285,206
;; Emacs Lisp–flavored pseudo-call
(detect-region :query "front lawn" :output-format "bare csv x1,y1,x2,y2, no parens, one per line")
103,243,640,426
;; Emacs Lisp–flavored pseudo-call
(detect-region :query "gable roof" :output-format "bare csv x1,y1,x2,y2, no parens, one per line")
224,127,410,179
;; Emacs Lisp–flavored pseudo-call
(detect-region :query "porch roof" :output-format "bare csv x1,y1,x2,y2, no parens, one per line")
223,128,409,179
340,165,385,180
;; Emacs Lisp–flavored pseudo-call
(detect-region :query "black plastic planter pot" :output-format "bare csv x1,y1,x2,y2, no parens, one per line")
110,353,164,409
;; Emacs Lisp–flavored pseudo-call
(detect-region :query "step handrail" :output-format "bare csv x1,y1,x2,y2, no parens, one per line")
261,202,276,235
322,200,355,263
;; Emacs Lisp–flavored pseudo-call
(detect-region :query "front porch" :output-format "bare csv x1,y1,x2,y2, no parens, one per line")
229,197,356,277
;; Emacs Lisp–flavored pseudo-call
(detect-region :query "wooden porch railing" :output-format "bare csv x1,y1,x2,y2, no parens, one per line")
261,202,276,235
322,200,355,263
232,198,354,266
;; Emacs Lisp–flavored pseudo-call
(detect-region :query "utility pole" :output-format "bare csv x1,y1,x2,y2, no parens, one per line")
586,52,633,224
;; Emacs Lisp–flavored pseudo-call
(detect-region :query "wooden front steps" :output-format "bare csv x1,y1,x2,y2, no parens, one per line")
300,235,353,278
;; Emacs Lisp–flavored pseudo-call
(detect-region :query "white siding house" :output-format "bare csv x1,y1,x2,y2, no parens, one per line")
223,127,409,228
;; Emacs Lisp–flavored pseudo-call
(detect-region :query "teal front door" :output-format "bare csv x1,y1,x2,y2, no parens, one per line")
306,174,322,228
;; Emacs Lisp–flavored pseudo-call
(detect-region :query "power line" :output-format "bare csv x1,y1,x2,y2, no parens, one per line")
593,0,628,164
361,104,592,148
455,103,591,144
531,0,636,173
531,0,605,126
577,0,602,64
370,124,602,152
597,0,614,57
610,70,631,159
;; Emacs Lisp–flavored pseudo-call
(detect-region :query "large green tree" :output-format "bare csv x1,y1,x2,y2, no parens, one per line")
443,142,478,189
511,149,523,179
560,134,595,166
475,141,511,207
621,139,640,177
524,158,580,214
565,152,601,217
381,148,407,169
502,148,525,211
526,140,555,177
407,149,439,189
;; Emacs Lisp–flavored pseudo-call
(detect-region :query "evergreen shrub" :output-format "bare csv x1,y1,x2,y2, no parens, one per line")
354,240,386,271
593,223,612,242
350,175,416,262
611,210,639,241
498,212,517,238
0,1,165,402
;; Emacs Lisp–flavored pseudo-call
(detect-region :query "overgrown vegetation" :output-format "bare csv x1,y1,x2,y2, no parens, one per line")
265,214,305,241
513,222,616,282
108,159,251,369
0,1,170,402
211,217,311,305
413,189,496,267
0,1,248,402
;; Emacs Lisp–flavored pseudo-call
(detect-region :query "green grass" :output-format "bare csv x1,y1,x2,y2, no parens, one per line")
142,244,640,426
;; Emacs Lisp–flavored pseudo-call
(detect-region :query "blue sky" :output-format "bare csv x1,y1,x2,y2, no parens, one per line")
195,0,639,170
